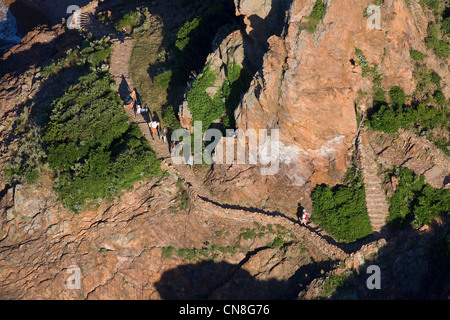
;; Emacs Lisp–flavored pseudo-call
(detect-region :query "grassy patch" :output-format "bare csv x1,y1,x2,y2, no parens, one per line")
299,0,326,33
169,178,191,213
321,272,352,298
41,37,112,78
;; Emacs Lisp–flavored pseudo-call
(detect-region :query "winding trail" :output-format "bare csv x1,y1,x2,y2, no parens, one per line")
77,1,390,262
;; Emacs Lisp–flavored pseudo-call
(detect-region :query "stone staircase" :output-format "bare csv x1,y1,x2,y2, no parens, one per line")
358,128,390,234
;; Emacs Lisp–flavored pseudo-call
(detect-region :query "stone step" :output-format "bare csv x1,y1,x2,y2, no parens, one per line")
367,208,389,214
368,213,388,219
366,199,389,204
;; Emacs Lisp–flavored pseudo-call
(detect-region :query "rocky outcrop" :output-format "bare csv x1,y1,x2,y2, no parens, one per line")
178,28,246,132
0,176,333,299
369,129,450,189
207,0,449,213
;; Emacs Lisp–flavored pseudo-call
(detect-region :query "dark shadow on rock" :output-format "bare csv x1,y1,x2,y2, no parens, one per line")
118,75,131,100
198,195,384,255
155,257,335,300
295,202,305,221
0,25,71,77
8,0,52,35
444,175,450,187
240,0,293,74
329,214,450,300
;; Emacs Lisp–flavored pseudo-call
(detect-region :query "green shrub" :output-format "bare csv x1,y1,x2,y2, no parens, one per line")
299,0,326,33
170,0,236,80
43,72,161,212
41,37,112,78
311,166,373,243
153,70,173,92
410,49,427,61
387,167,449,230
368,77,448,136
368,100,447,134
430,70,442,86
162,246,175,259
355,47,377,77
433,90,446,107
389,86,406,107
4,122,47,184
116,11,141,31
425,24,449,58
162,106,182,130
423,0,440,12
175,16,202,51
187,63,250,132
309,0,326,21
86,46,112,69
322,272,351,297
442,16,450,36
413,65,441,99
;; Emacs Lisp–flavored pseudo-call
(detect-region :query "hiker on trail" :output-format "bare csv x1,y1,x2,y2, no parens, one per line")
122,26,127,33
187,153,194,169
170,140,179,157
301,210,309,225
170,140,177,154
135,104,148,116
149,120,160,139
162,126,168,143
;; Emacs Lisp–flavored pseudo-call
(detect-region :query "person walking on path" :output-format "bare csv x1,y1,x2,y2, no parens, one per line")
301,210,309,225
187,153,194,170
149,120,160,140
162,126,168,143
135,104,148,116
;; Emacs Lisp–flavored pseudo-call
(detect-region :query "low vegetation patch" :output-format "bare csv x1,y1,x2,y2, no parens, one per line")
43,72,161,212
4,35,115,185
366,66,449,155
311,165,373,243
421,0,450,58
127,0,237,130
385,167,449,230
299,0,326,33
410,49,427,61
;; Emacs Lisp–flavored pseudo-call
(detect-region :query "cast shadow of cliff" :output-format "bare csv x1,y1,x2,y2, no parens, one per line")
0,25,75,77
156,216,450,300
155,257,335,300
7,0,52,36
133,0,293,126
240,0,293,74
328,215,450,300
